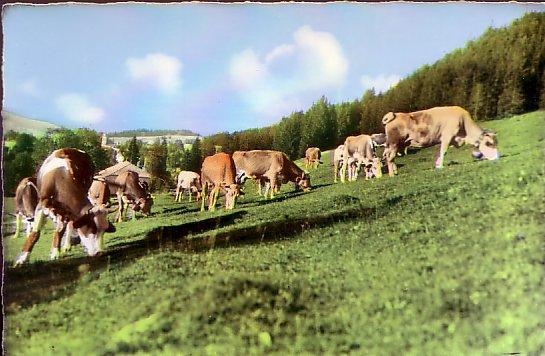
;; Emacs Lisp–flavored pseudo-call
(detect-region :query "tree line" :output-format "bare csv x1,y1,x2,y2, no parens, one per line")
201,12,545,160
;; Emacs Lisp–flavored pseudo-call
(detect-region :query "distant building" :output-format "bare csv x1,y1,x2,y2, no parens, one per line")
102,133,200,147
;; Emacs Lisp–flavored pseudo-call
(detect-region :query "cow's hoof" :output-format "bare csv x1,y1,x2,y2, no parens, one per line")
50,248,60,260
13,252,29,267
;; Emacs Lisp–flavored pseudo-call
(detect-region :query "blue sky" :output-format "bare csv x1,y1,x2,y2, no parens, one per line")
3,3,544,135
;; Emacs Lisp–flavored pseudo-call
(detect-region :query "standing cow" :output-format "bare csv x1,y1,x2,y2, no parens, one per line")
381,106,499,176
233,150,311,199
340,135,383,183
305,147,322,170
200,152,241,211
14,148,115,266
13,177,39,239
175,171,202,202
113,171,153,222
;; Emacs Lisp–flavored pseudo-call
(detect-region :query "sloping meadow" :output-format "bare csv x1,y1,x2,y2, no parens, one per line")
4,111,545,354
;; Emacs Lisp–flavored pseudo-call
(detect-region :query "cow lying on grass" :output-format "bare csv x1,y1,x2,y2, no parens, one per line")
175,171,202,202
14,148,115,266
233,150,311,199
13,177,39,239
382,106,499,176
340,135,383,183
305,147,322,170
201,152,241,211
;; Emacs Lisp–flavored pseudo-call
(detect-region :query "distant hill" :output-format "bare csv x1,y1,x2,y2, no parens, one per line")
2,111,61,136
108,128,199,137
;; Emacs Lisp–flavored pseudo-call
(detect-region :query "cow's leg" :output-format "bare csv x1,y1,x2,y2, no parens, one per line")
385,146,398,177
435,139,451,169
14,213,22,238
340,159,348,183
61,222,74,253
269,177,277,199
175,185,180,202
210,186,219,211
131,204,137,221
188,189,193,202
50,221,66,260
256,179,262,196
200,183,207,212
116,192,124,222
14,208,47,266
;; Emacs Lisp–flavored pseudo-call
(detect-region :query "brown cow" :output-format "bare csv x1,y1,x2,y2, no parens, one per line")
340,135,382,183
13,177,39,238
88,178,111,206
200,152,241,211
233,150,311,199
112,171,153,222
305,147,322,170
382,106,499,176
175,171,202,202
14,148,115,266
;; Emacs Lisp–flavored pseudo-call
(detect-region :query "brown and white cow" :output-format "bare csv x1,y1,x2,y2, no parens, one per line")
13,177,39,238
233,150,311,199
14,148,115,266
305,147,322,170
200,152,241,211
112,171,153,222
340,135,383,183
381,106,499,176
175,171,202,202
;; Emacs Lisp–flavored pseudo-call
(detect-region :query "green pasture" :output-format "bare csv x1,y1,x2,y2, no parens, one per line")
3,111,545,354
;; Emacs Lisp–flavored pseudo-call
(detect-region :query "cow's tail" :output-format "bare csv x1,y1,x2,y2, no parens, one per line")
382,112,397,125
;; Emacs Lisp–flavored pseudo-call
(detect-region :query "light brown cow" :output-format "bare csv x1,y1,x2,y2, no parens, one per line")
88,178,111,207
340,135,383,183
13,177,39,238
332,145,345,183
175,171,202,202
381,106,499,176
14,148,115,266
305,147,322,170
233,150,311,199
112,171,153,222
200,152,241,211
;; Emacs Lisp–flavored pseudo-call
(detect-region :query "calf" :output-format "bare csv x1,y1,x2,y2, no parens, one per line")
382,106,499,176
14,148,115,266
200,152,241,211
233,150,310,199
340,134,382,182
175,171,202,202
13,177,39,238
112,171,153,222
304,147,322,170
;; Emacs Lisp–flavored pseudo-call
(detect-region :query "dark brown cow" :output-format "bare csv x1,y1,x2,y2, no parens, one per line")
233,150,311,199
382,106,499,176
13,177,39,238
112,171,153,222
200,152,241,211
14,148,115,266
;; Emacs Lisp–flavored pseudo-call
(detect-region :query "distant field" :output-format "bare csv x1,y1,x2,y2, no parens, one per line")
4,111,545,354
2,111,60,136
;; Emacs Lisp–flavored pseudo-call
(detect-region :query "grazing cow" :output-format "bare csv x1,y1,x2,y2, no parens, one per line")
13,177,39,238
88,178,111,206
200,152,241,211
175,171,202,202
14,148,115,266
112,171,153,222
381,106,499,176
305,147,322,170
340,135,383,183
370,133,387,147
332,145,345,183
233,150,311,199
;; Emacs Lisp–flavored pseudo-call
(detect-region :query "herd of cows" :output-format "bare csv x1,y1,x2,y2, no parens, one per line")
10,106,499,266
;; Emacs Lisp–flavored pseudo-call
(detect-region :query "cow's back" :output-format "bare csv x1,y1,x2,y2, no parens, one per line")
345,135,374,158
233,150,281,177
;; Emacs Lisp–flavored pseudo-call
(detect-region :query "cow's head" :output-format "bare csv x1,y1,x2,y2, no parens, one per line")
73,205,115,256
225,184,242,209
474,131,499,161
296,172,311,192
135,195,153,216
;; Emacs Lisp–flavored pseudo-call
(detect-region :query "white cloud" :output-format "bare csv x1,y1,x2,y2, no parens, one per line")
18,79,40,97
56,93,105,124
360,74,401,94
126,53,182,94
229,26,349,118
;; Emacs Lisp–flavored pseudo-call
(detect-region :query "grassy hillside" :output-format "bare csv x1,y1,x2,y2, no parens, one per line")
2,111,60,136
4,111,544,354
